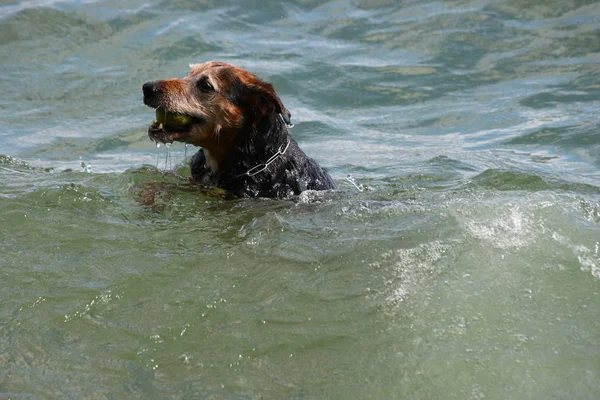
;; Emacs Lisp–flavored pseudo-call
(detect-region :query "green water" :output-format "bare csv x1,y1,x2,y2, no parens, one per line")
1,0,600,399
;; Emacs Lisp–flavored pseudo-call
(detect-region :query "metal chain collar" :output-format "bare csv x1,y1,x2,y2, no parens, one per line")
235,137,291,179
234,114,294,179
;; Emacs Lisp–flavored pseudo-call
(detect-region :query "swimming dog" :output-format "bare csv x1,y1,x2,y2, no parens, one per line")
143,62,336,198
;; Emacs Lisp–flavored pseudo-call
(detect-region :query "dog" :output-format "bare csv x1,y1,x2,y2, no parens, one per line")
142,61,336,198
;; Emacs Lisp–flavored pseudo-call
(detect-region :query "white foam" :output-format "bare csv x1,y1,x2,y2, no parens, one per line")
465,206,534,249
380,240,453,305
574,244,600,279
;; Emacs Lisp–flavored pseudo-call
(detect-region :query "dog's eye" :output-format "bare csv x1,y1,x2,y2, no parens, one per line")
198,78,214,93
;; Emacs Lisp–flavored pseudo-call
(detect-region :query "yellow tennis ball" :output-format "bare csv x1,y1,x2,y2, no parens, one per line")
155,110,194,128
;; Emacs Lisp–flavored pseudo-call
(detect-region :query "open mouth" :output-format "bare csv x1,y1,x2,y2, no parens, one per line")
148,108,204,144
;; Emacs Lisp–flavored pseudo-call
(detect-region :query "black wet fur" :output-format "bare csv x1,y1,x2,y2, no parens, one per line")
190,112,336,198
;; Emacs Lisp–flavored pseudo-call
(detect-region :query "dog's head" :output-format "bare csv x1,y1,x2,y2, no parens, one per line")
143,62,291,168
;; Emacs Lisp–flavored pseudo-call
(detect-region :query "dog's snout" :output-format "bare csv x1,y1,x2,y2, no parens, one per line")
142,82,158,100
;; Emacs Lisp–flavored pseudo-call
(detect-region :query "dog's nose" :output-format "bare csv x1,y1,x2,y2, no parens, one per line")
142,82,158,100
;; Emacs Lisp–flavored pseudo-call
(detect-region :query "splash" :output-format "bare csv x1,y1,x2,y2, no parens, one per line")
345,174,364,192
464,205,534,249
79,161,92,173
554,232,600,279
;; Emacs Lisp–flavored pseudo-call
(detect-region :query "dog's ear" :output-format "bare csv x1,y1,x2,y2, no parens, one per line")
221,69,292,128
245,82,292,127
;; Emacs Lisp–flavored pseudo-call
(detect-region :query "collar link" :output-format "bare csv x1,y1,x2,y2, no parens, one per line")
235,138,291,179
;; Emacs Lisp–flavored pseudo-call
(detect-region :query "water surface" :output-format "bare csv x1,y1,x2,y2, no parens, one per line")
1,0,599,398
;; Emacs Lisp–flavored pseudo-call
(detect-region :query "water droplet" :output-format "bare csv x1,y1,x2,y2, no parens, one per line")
156,143,161,168
165,142,171,169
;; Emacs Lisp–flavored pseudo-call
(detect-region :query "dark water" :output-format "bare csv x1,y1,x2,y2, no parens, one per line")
1,0,600,398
